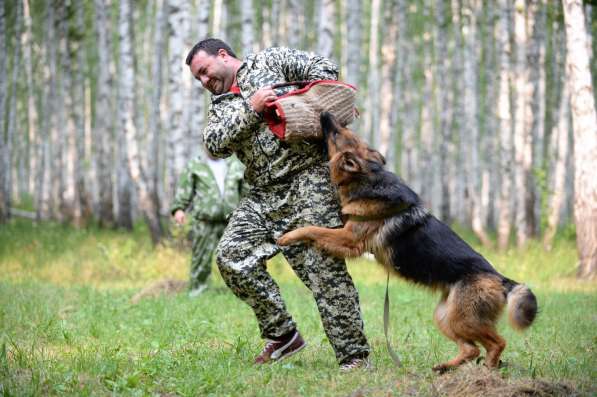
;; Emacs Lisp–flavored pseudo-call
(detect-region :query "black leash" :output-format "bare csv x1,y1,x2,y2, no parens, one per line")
384,271,402,367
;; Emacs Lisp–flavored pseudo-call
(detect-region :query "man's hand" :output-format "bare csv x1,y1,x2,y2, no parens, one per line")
250,86,277,113
174,209,186,226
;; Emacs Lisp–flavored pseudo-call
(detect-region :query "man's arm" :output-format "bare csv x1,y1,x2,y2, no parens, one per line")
203,97,261,158
270,47,339,82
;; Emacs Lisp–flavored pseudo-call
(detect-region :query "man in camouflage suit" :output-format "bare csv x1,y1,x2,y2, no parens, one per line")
171,148,244,296
185,38,370,370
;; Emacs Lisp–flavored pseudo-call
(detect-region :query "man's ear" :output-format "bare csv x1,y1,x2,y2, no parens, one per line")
341,151,361,173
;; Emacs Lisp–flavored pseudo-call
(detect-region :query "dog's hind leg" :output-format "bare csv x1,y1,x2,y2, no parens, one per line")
474,327,506,368
432,294,481,373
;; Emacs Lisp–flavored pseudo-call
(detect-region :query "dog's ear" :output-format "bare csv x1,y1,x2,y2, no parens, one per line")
341,151,362,173
320,112,340,137
367,148,386,165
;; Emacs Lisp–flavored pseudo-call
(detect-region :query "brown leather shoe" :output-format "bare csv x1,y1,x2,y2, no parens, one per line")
254,330,306,364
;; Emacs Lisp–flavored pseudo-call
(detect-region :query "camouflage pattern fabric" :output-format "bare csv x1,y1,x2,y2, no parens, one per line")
202,47,370,363
171,156,244,289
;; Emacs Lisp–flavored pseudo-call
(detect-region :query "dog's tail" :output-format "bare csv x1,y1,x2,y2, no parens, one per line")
503,278,538,331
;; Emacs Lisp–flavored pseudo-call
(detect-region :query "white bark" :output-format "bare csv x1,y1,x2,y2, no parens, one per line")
463,0,491,245
317,0,335,59
22,0,38,196
497,0,514,250
436,0,452,222
286,0,303,48
513,0,535,247
379,0,398,161
345,0,361,87
166,0,192,205
0,0,7,221
563,0,597,279
148,0,166,215
94,0,115,227
240,0,254,56
364,0,380,147
544,78,570,250
118,0,162,242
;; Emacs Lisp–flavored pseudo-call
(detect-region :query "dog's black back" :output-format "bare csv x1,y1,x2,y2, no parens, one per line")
361,167,501,287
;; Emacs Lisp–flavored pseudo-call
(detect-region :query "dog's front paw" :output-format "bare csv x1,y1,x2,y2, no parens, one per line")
277,232,299,246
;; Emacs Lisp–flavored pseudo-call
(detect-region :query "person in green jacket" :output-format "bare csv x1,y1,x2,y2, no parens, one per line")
171,148,244,297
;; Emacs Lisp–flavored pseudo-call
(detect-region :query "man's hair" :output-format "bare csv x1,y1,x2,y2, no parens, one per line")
185,38,238,66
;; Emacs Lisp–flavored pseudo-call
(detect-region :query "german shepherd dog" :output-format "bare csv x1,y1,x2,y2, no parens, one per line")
277,112,538,372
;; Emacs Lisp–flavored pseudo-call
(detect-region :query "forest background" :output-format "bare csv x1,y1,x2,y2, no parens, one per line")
0,0,596,273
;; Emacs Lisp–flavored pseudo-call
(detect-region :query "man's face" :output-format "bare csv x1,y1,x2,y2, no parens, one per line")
189,49,234,95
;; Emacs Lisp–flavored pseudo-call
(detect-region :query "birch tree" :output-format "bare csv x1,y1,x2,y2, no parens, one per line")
563,0,597,279
166,0,192,206
496,0,514,250
240,0,254,56
462,0,491,245
118,0,163,242
94,0,115,227
436,0,452,222
379,0,398,161
344,0,361,87
148,0,166,216
0,0,8,222
544,78,570,250
22,0,38,196
364,0,380,147
317,0,335,59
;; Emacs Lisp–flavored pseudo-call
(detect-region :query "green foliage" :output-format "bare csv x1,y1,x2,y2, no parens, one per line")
0,220,595,396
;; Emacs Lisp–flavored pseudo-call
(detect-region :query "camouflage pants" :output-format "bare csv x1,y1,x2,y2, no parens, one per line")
215,166,370,364
190,221,226,290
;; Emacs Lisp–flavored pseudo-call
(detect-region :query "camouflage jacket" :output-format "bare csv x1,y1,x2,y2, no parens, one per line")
203,47,339,188
170,156,244,222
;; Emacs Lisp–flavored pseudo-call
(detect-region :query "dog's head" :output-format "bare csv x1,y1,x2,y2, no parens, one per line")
320,112,386,186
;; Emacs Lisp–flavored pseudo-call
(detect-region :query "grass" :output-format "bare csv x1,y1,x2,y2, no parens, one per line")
0,218,596,396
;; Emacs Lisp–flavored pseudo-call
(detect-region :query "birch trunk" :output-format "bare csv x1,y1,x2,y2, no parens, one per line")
530,0,547,237
39,0,60,221
317,0,335,59
240,0,254,56
345,0,361,87
148,0,166,217
379,0,398,162
364,0,380,147
544,78,570,250
514,0,538,247
58,2,75,222
166,0,191,206
463,0,491,246
118,0,163,243
23,0,38,196
94,0,115,227
436,0,452,223
451,0,466,223
0,0,7,222
562,0,597,279
115,2,133,230
497,0,514,250
420,26,435,212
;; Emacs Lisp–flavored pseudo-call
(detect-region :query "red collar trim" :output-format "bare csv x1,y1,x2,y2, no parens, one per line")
229,84,241,94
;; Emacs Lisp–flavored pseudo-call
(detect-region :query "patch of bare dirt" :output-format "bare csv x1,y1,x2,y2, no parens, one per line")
433,363,580,397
